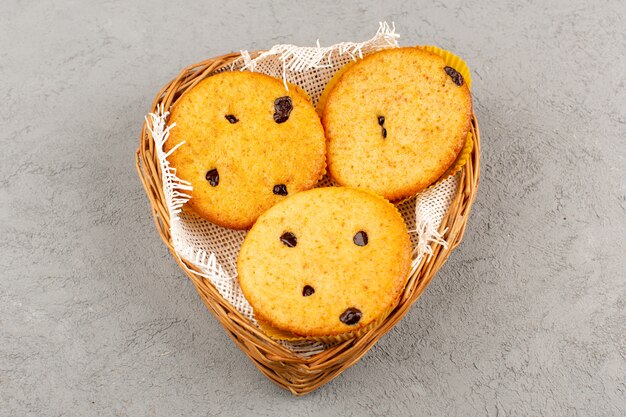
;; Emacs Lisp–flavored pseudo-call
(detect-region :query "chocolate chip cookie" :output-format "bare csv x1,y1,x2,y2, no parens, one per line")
322,47,472,201
165,71,326,229
237,187,412,338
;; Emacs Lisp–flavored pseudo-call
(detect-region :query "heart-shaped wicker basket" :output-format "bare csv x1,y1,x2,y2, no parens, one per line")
136,50,480,396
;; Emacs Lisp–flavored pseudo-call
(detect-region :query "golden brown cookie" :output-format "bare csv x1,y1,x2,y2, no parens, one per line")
237,187,412,338
165,71,326,229
322,47,472,201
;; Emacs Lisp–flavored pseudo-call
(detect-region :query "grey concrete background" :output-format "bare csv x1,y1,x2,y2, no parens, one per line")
1,0,624,415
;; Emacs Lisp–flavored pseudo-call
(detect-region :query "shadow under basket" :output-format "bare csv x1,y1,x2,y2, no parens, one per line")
135,51,481,396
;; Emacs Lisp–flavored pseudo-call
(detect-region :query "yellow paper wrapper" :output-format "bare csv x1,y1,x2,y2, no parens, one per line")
420,45,472,89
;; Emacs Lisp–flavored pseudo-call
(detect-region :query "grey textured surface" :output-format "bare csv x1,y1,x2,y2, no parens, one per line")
1,0,625,415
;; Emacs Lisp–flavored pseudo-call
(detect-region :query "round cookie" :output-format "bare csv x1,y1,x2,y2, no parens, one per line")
237,187,412,337
322,47,472,201
165,71,326,229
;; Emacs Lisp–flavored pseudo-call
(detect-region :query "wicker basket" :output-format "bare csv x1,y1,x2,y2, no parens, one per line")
135,50,480,396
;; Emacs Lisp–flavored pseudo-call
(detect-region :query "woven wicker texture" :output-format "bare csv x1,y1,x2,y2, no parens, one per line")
136,28,480,395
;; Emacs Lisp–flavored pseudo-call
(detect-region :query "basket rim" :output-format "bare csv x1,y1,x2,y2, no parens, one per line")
135,48,480,395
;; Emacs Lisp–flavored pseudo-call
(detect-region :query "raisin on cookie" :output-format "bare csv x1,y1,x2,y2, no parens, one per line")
165,71,326,229
322,47,472,201
237,187,412,338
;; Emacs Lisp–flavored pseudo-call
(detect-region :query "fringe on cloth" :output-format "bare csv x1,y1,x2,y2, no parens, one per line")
242,22,400,89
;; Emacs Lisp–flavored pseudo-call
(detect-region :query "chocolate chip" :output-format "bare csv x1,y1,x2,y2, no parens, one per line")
273,184,288,196
377,116,387,138
280,232,297,247
353,231,368,246
273,96,293,123
225,114,238,124
340,308,362,325
444,66,464,86
302,285,315,297
205,169,219,186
